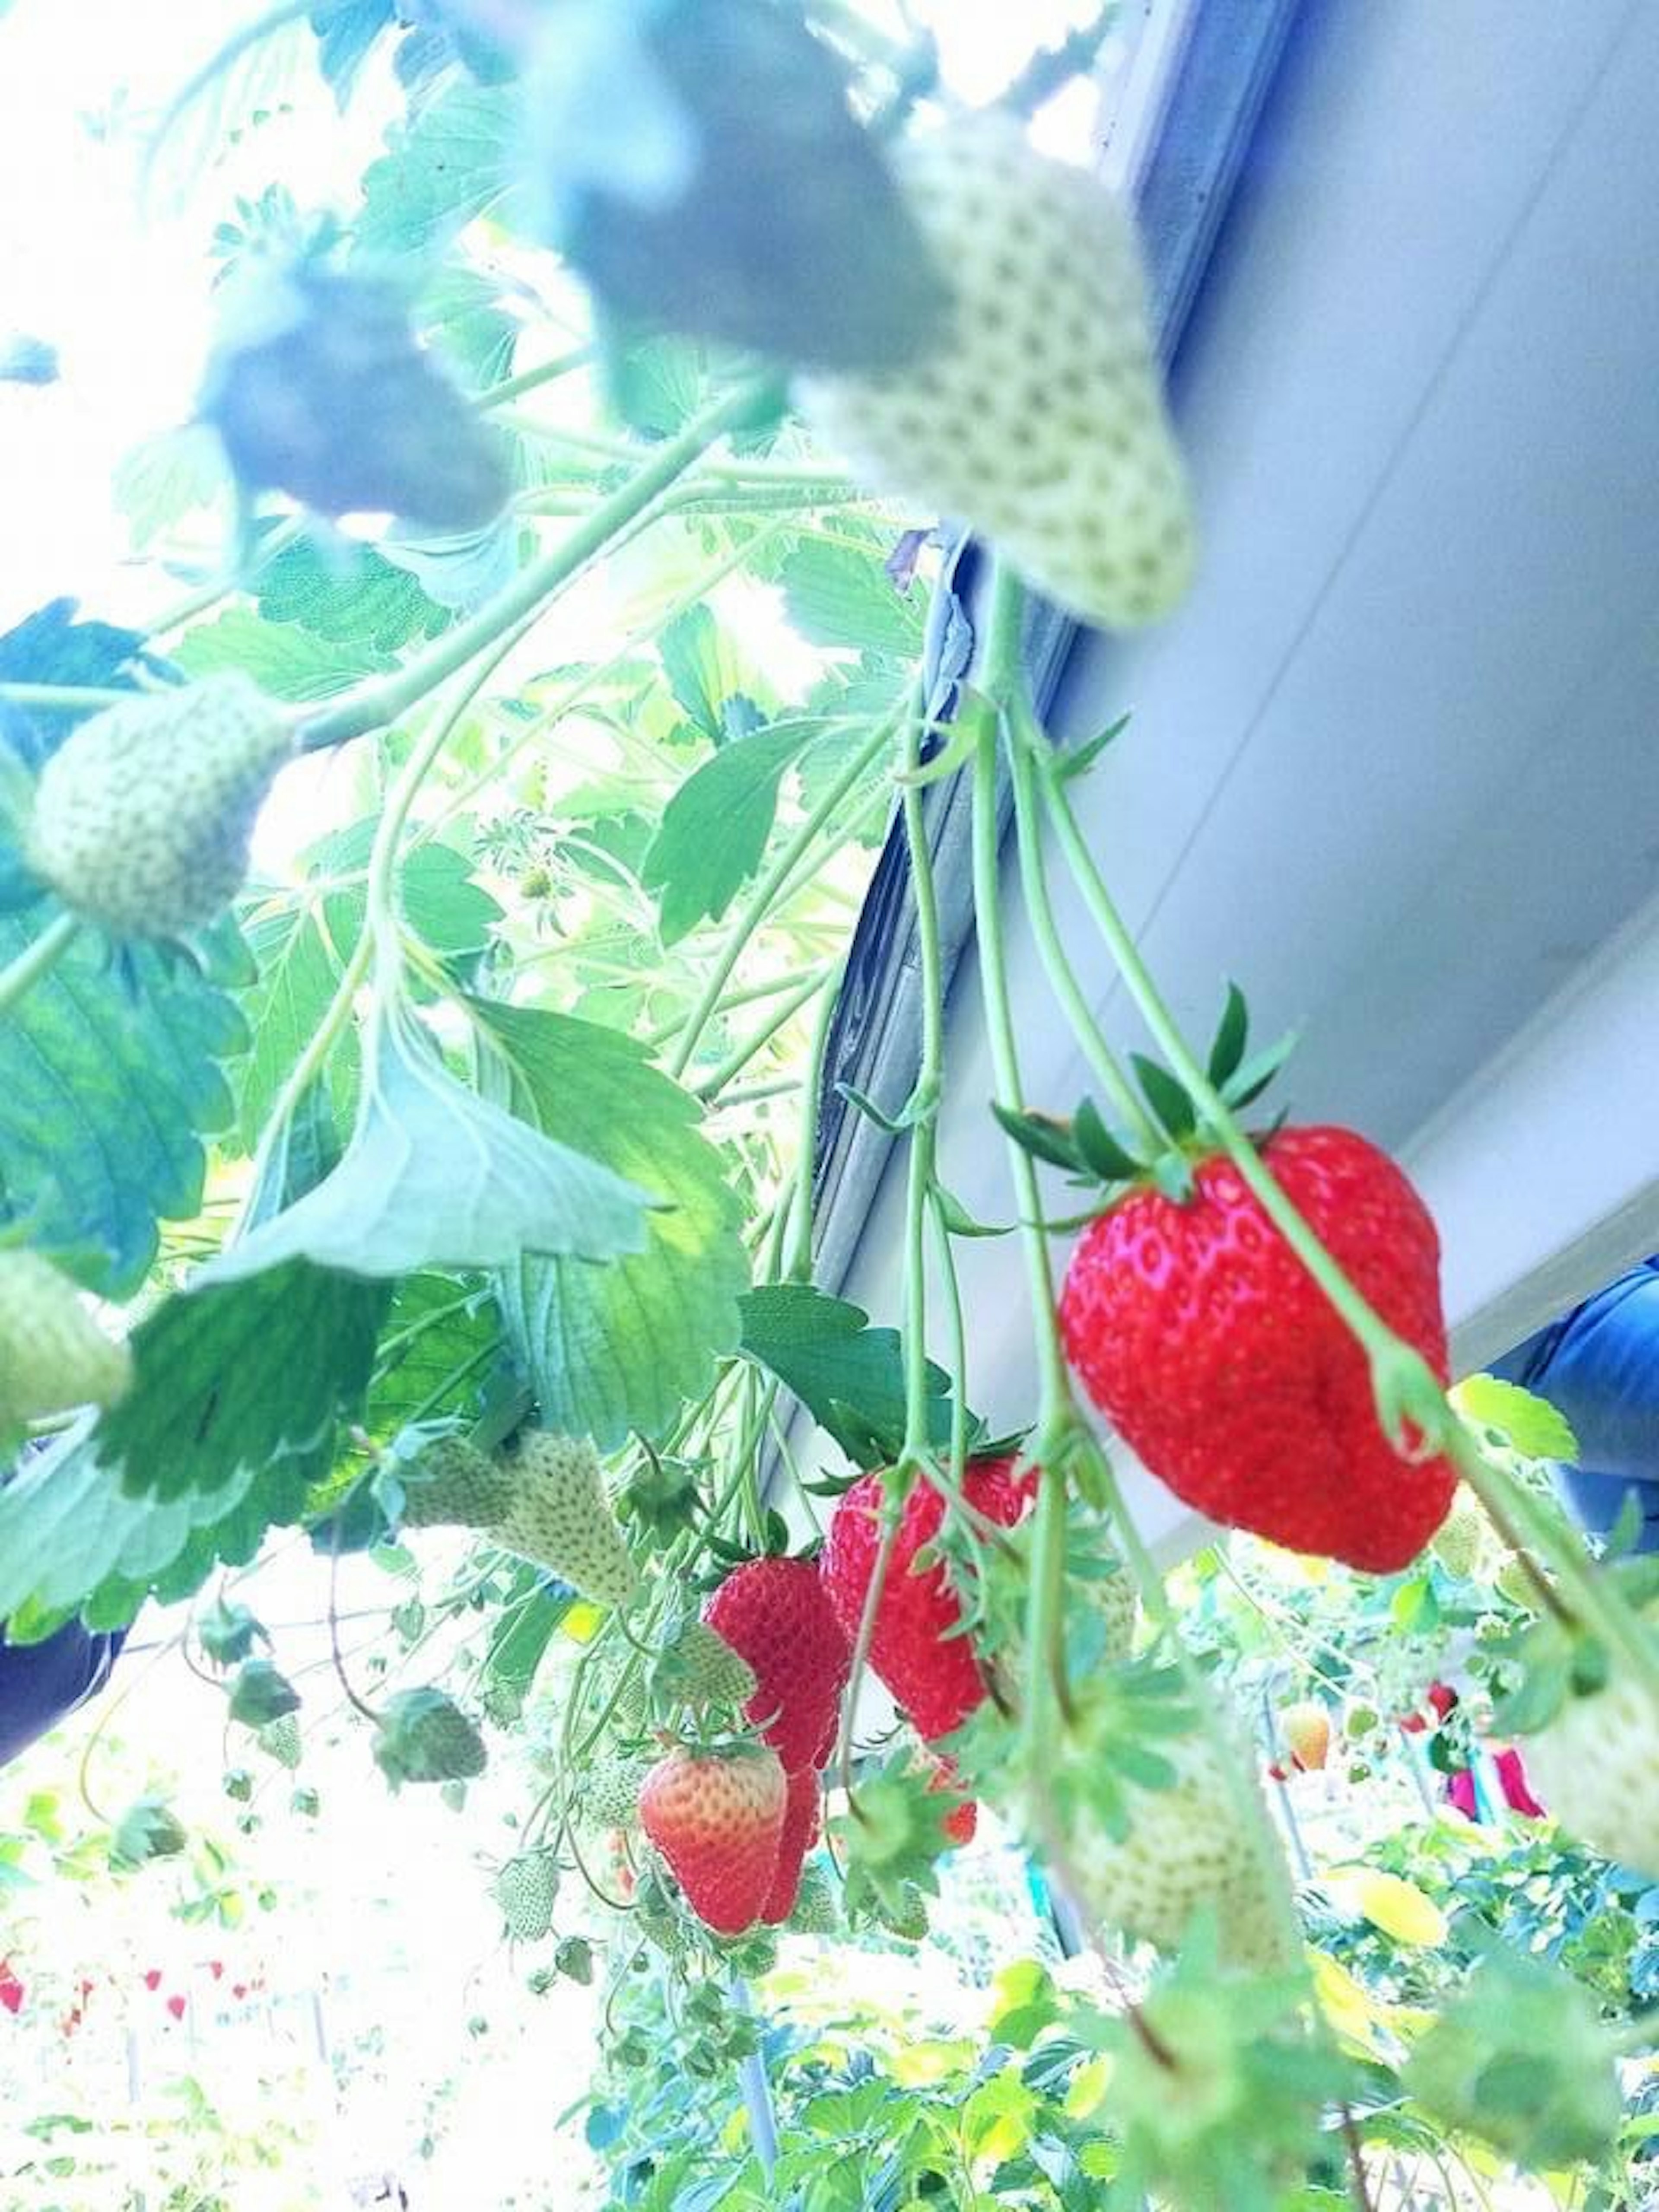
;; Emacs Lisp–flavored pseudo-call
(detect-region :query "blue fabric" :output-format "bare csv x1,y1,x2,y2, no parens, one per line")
0,1621,126,1770
1493,1258,1659,1550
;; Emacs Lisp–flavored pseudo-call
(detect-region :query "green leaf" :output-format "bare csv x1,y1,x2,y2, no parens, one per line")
203,995,651,1284
478,1000,748,1448
0,1435,256,1629
255,532,450,657
1450,1375,1580,1464
1403,1949,1621,2169
779,539,925,659
1130,1055,1197,1143
657,603,779,746
174,605,393,701
238,820,501,1147
356,82,518,256
366,1272,502,1437
641,718,819,943
100,1259,388,1501
1206,983,1249,1090
0,915,246,1298
736,1284,955,1468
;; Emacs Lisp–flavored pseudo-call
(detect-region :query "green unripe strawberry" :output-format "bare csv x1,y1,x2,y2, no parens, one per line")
27,676,294,939
0,1248,131,1431
493,1850,559,1943
579,1754,652,1831
493,1430,638,1606
798,112,1195,632
397,1433,514,1529
788,1862,840,1937
1431,1489,1494,1581
653,1618,758,1709
372,1688,487,1789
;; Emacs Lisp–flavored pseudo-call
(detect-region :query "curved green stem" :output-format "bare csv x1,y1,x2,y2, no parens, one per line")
785,961,847,1281
0,684,132,713
0,910,80,1017
667,708,899,1081
691,962,838,1103
297,379,772,753
897,691,946,1463
971,584,1070,1440
1004,718,1160,1151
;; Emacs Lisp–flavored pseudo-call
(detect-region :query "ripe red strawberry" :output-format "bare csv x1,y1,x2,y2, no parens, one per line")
922,1751,978,1846
1059,1127,1456,1573
821,1458,1035,1743
761,1767,822,1925
704,1557,852,1774
166,1993,187,2021
639,1746,787,1937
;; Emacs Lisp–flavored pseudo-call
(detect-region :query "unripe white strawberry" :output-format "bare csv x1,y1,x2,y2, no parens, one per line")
491,1430,639,1607
797,112,1195,631
0,1249,132,1430
1071,1730,1291,1969
1524,1661,1659,1878
27,676,294,939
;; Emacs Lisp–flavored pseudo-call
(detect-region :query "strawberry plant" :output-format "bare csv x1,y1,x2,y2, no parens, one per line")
0,4,1656,2208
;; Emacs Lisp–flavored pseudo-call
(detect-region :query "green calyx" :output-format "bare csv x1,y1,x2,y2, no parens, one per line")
991,983,1295,1207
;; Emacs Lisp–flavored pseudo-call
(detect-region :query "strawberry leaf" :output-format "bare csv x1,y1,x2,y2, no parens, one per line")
0,914,247,1299
642,718,823,944
479,1000,749,1449
735,1283,963,1469
203,996,651,1284
1449,1375,1580,1465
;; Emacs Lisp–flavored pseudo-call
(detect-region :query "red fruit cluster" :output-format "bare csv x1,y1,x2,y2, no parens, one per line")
1059,1127,1456,1574
821,1457,1034,1744
704,1556,852,1776
0,1958,24,2017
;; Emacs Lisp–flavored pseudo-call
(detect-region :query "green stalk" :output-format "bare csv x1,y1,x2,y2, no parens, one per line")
785,961,846,1281
0,910,80,1018
1004,720,1160,1151
297,380,771,753
692,963,839,1103
0,685,133,713
667,708,899,1081
897,690,946,1463
477,345,596,411
971,589,1070,1439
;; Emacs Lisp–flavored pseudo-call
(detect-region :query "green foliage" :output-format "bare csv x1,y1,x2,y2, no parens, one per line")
482,1000,750,1448
643,717,822,941
736,1282,958,1467
0,914,246,1296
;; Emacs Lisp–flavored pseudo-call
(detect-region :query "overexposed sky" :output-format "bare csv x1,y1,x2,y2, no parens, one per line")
0,0,1107,630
